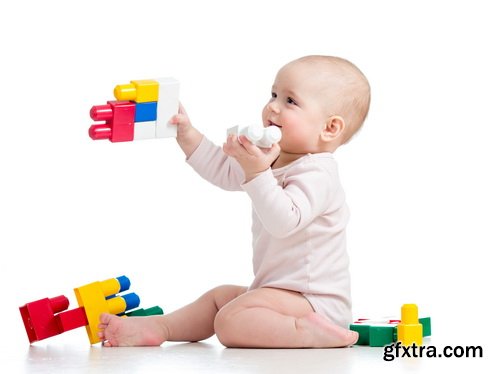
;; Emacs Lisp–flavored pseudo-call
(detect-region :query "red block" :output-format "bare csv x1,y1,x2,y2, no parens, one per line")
56,306,88,332
88,100,136,142
19,295,70,343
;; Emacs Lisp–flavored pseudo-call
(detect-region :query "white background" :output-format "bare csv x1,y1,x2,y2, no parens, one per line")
1,0,498,369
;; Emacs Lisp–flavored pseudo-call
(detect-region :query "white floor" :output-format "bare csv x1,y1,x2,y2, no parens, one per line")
4,332,494,374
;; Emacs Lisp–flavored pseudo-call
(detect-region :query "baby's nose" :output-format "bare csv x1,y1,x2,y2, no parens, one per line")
267,101,280,113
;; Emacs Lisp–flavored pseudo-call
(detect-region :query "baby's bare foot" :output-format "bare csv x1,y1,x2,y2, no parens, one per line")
98,313,169,347
298,312,358,348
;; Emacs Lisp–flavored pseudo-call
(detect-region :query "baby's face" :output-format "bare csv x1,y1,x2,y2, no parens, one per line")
262,62,334,155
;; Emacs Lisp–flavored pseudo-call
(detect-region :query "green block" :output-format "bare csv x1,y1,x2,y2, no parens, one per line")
349,324,370,345
419,316,431,337
350,324,397,346
125,306,164,317
369,326,397,347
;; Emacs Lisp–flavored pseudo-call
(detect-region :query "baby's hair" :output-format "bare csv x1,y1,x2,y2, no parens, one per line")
294,55,371,143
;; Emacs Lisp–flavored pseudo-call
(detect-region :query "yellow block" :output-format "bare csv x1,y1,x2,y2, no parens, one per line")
74,278,125,344
397,304,423,346
114,79,159,103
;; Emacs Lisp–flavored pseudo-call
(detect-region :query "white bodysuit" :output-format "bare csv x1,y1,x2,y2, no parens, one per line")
187,137,352,327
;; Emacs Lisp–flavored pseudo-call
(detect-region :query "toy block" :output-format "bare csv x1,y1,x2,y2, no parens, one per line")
419,316,432,337
351,313,431,348
349,323,370,345
257,126,282,148
397,304,423,346
124,305,164,317
74,275,140,344
88,101,135,142
135,102,158,122
114,79,159,103
55,306,88,332
369,326,396,347
134,120,157,140
227,125,281,148
227,125,263,143
19,275,163,345
155,77,180,138
351,315,431,347
88,77,180,142
19,295,70,343
350,318,399,347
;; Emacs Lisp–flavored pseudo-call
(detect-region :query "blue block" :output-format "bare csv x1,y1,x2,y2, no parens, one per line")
122,293,141,310
116,275,131,292
135,102,157,122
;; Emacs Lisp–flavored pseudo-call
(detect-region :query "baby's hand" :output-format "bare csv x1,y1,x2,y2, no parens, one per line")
169,103,203,158
169,103,192,138
223,134,280,182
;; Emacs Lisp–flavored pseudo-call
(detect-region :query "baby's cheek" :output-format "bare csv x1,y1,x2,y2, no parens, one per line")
285,126,308,145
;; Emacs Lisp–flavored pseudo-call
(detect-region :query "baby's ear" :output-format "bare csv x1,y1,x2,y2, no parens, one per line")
321,115,345,142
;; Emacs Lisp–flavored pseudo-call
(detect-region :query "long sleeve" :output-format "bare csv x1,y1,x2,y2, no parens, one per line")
186,136,245,191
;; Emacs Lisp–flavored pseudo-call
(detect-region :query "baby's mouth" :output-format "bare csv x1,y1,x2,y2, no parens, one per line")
268,121,282,128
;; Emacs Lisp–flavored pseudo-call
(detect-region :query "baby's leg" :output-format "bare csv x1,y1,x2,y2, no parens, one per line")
98,285,247,347
214,287,358,348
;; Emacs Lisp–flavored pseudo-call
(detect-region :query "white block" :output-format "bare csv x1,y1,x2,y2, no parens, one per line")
155,77,180,138
134,121,157,140
227,125,240,137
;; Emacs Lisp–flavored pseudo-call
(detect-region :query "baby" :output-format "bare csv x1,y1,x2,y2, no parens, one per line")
99,55,371,348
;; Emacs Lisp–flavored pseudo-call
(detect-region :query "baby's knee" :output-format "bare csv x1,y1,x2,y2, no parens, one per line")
213,307,239,348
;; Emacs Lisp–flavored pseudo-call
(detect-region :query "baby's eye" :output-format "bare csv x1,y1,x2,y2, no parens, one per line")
287,97,297,105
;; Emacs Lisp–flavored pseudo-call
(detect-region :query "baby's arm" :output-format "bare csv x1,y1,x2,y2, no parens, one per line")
244,165,336,238
224,136,336,237
170,105,245,191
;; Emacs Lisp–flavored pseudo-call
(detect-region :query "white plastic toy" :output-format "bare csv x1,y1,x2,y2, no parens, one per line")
227,125,282,148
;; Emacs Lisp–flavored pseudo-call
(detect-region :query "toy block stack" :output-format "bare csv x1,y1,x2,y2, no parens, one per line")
350,303,431,347
88,78,179,142
19,275,163,344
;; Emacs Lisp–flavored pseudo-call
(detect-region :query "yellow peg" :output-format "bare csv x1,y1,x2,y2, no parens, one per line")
397,304,423,346
114,79,159,103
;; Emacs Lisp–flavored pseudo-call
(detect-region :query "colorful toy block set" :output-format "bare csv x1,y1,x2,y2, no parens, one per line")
350,303,431,347
88,78,179,142
87,77,284,149
19,275,163,344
